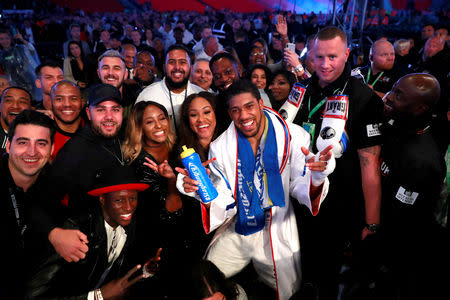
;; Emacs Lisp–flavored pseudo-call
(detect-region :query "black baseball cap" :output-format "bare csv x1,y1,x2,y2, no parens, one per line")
87,83,122,107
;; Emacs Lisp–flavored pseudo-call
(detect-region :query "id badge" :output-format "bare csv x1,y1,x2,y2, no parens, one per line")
302,122,316,142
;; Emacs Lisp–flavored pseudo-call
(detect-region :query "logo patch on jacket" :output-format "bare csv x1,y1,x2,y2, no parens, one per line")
366,123,381,137
395,186,419,205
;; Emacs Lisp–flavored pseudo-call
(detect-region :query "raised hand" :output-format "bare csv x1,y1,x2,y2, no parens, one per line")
143,248,162,277
301,145,335,186
283,48,301,69
275,15,288,38
100,265,144,299
174,157,215,193
144,157,176,179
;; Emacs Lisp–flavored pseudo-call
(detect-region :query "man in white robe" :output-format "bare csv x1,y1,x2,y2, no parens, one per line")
177,80,335,299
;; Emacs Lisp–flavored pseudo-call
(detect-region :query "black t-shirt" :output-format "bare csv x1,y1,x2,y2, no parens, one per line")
379,119,449,292
354,64,405,94
380,119,445,235
293,63,384,237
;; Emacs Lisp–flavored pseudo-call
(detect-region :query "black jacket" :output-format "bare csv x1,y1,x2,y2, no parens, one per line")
36,124,125,236
0,154,51,299
26,209,139,300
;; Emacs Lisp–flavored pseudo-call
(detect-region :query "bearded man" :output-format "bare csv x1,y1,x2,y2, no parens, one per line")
135,44,203,133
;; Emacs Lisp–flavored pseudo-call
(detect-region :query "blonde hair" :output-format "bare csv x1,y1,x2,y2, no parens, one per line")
394,39,410,54
122,101,176,164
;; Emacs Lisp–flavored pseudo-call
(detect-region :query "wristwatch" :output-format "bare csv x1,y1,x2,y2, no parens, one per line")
365,223,380,233
294,64,304,73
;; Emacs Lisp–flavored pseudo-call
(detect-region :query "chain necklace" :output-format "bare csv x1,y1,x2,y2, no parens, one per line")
101,138,125,166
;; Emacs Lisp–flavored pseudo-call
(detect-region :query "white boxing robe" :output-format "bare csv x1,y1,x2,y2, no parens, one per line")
202,108,330,300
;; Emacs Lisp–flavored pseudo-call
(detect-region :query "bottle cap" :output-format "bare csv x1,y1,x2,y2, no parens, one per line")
180,145,195,159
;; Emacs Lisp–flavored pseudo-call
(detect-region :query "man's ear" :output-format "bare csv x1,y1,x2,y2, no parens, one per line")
35,78,42,89
99,195,105,207
344,47,350,62
5,139,10,154
86,106,91,121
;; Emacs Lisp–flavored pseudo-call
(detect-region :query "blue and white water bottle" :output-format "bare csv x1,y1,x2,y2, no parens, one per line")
180,145,218,203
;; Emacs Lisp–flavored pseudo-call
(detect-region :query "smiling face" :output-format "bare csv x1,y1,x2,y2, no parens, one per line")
164,49,191,90
269,74,291,101
100,189,138,228
249,47,266,66
0,88,32,127
98,56,126,89
51,84,82,125
191,60,213,91
313,36,349,88
36,66,65,97
188,97,216,144
228,92,264,138
6,124,53,180
211,57,240,92
251,68,267,90
87,100,123,138
142,104,169,146
122,46,137,69
383,76,423,119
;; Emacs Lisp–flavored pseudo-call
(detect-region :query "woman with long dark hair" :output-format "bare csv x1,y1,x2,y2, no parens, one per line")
268,69,296,112
177,92,220,162
63,41,94,90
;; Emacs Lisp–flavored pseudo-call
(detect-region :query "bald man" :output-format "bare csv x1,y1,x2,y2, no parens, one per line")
379,73,449,300
353,40,404,98
121,44,137,81
50,80,85,160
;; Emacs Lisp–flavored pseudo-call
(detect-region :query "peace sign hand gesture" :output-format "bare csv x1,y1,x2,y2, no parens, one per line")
100,264,145,299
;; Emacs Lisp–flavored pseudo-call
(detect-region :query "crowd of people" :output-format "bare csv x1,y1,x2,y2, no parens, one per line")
0,2,449,300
